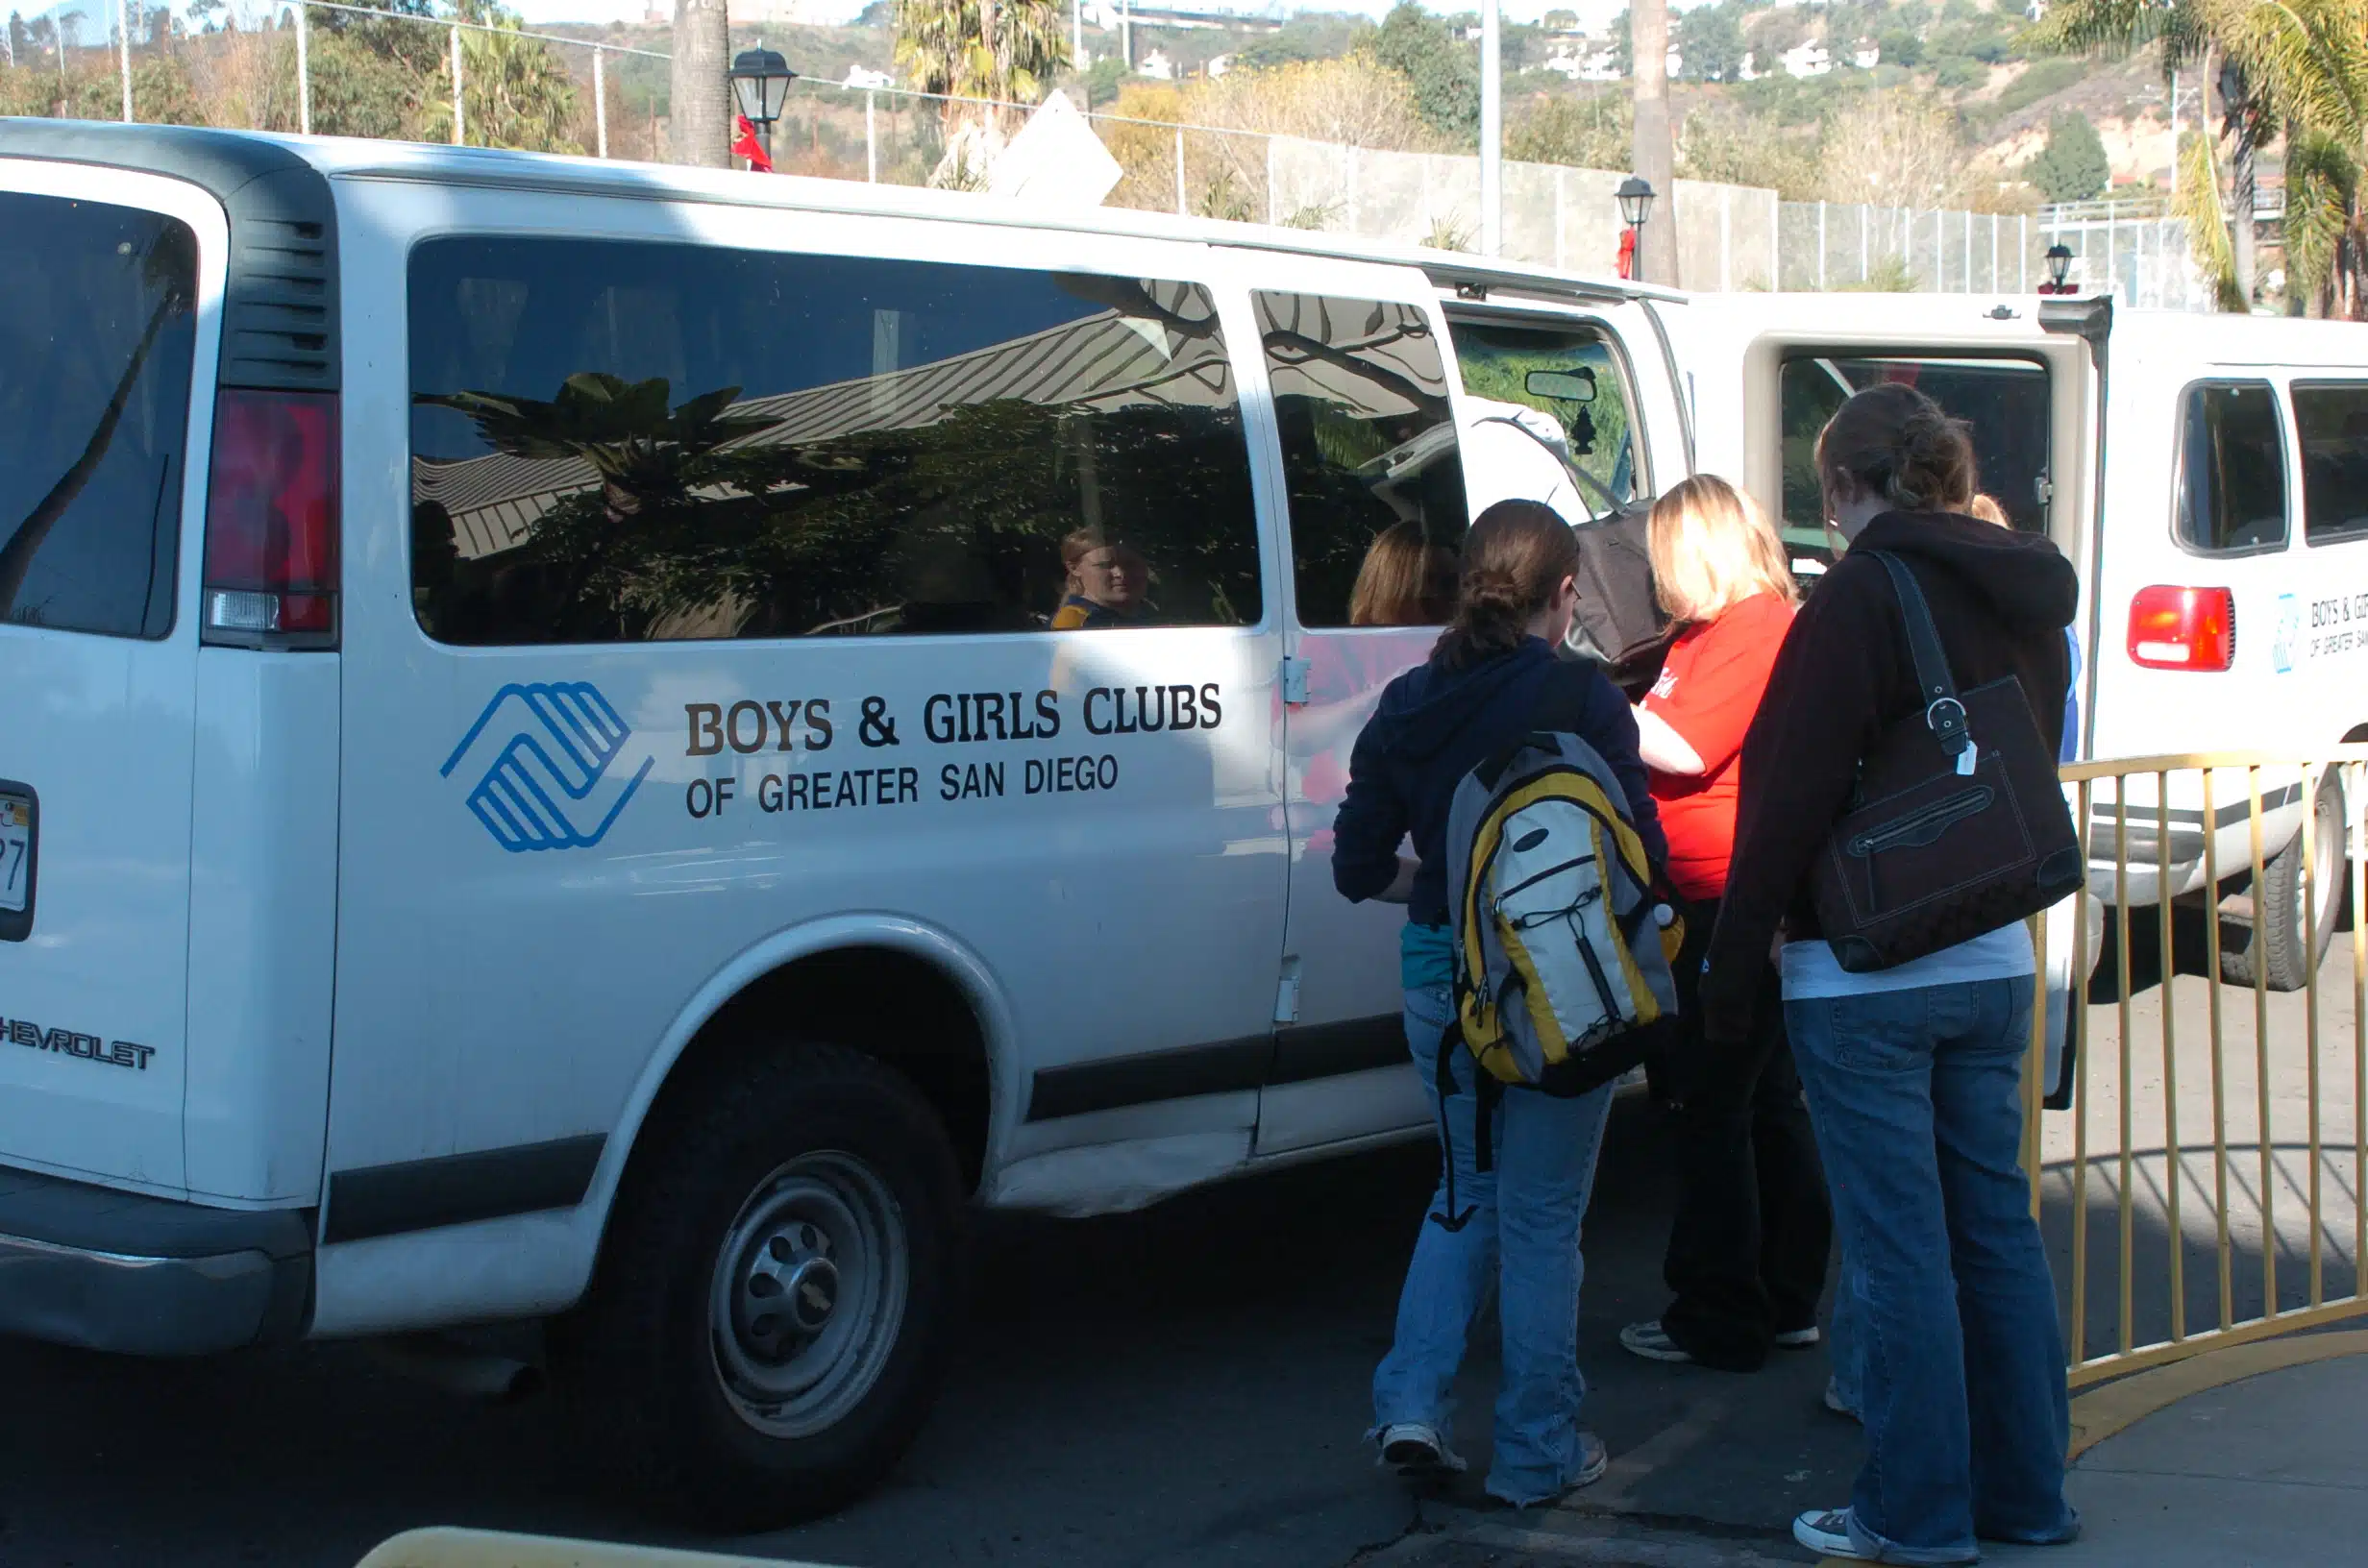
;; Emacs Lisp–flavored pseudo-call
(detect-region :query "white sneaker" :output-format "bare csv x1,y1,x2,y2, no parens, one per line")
1376,1421,1468,1476
1618,1318,1693,1363
1773,1324,1822,1348
1823,1377,1860,1421
1793,1508,1877,1560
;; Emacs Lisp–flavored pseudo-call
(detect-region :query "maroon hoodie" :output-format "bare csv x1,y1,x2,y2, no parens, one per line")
1698,510,2078,1041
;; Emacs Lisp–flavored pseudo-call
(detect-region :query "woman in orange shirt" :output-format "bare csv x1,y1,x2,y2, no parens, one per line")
1619,476,1834,1373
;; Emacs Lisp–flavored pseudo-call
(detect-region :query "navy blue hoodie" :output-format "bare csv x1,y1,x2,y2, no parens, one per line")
1331,637,1666,930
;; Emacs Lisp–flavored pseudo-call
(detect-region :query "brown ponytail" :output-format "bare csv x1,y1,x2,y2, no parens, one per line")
1815,382,1980,520
1432,500,1578,670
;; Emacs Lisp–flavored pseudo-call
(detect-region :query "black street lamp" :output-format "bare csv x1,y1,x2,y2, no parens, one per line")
729,46,797,161
1616,176,1654,282
2040,243,2075,294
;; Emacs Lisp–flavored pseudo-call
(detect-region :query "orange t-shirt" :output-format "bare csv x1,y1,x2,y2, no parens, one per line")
1644,592,1795,901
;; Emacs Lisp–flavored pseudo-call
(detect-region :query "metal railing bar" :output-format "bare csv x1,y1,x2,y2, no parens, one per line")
2157,772,2184,1341
2249,765,2277,1325
2203,766,2233,1331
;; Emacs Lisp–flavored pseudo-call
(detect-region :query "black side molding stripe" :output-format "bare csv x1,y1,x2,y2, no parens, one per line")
324,1134,606,1245
1026,1037,1271,1122
1024,1016,1415,1121
1268,1016,1409,1086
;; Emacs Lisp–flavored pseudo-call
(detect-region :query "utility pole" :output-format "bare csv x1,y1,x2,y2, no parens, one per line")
1630,0,1674,283
1480,0,1501,256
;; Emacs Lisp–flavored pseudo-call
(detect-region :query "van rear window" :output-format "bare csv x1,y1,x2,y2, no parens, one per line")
0,193,197,639
407,239,1262,644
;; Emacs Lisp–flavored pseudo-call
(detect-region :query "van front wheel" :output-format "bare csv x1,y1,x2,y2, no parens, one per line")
552,1041,962,1529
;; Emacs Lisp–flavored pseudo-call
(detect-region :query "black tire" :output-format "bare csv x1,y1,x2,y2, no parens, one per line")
550,1041,963,1530
2221,772,2349,992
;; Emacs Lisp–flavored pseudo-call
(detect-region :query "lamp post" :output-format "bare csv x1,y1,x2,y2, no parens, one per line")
728,45,796,167
1616,177,1655,281
2039,243,2074,295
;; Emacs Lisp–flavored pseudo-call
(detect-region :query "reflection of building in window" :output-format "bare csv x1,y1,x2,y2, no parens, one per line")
407,245,1263,647
1255,292,1467,629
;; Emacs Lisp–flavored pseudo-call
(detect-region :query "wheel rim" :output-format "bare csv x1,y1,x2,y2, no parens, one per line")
708,1151,908,1439
2306,790,2346,940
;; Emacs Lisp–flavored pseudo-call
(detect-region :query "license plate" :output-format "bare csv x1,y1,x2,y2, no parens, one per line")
0,796,29,915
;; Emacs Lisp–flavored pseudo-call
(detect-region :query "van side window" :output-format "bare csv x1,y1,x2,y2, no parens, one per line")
2176,381,2289,554
0,193,198,640
2294,382,2368,546
407,239,1262,645
1255,293,1466,628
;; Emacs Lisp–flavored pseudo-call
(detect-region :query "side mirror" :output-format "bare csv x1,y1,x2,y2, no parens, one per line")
1524,367,1597,404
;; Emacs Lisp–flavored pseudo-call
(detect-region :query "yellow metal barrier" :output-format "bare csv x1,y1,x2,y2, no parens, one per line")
2027,746,2368,1387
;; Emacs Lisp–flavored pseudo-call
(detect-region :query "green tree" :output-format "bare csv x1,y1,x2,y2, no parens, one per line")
1370,1,1477,144
1506,91,1631,168
2026,110,2109,201
1677,2,1744,82
420,1,580,152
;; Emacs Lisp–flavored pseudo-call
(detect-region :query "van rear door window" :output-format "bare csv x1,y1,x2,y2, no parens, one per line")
2176,381,2289,554
1255,292,1466,628
2294,382,2368,545
0,193,197,639
1778,354,2050,570
407,239,1262,644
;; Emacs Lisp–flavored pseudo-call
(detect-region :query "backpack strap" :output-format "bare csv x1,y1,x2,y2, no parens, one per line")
1865,551,1971,768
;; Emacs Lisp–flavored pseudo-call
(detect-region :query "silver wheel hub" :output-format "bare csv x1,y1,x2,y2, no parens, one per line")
709,1152,907,1439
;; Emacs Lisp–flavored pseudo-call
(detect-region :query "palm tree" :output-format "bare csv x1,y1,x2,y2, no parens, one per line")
671,0,729,168
2032,0,2368,316
420,1,579,153
894,0,1070,175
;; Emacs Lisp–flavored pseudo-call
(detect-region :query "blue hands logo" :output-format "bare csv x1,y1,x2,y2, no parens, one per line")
441,682,654,852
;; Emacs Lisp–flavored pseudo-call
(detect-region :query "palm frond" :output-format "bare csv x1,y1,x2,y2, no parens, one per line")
2172,127,2248,311
2282,126,2363,306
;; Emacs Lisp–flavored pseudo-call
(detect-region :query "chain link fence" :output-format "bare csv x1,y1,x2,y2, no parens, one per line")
17,12,2211,310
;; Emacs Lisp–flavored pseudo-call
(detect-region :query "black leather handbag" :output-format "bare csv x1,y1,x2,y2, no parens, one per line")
1810,552,2084,973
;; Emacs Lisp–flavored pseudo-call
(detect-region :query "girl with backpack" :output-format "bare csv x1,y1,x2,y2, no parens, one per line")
1701,385,2081,1563
1332,500,1666,1507
1615,476,1834,1377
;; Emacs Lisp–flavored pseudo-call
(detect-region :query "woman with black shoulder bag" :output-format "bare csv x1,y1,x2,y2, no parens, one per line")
1700,384,2083,1565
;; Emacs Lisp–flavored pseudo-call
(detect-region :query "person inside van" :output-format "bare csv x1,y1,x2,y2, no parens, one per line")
1333,500,1665,1508
1348,520,1458,627
1050,527,1151,628
1702,384,2080,1564
1615,476,1832,1377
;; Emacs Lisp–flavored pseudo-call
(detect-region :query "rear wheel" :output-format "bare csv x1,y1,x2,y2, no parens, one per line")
551,1041,962,1530
2220,772,2348,992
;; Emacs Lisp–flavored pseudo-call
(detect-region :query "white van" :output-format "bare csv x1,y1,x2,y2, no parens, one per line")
0,121,1692,1525
6,118,2359,1525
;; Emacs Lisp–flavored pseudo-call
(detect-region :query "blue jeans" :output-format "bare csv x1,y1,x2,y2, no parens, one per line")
1371,984,1616,1506
1788,977,2078,1562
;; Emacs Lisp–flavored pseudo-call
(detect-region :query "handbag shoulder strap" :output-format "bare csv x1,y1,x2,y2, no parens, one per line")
1865,551,1971,764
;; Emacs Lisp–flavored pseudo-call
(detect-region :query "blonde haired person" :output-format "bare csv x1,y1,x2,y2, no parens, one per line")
1616,476,1833,1377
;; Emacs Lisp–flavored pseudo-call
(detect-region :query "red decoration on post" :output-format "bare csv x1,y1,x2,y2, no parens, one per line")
1616,227,1637,281
731,114,774,173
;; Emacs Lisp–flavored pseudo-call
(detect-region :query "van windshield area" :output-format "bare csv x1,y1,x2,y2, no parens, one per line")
407,239,1262,645
1453,321,1640,514
1778,355,2051,570
0,193,198,639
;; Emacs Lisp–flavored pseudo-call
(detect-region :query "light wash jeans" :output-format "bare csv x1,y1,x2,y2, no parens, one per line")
1788,976,2079,1563
1370,983,1616,1506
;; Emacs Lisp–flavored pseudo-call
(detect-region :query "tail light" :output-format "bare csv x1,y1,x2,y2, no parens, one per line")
202,389,339,648
2127,585,2235,671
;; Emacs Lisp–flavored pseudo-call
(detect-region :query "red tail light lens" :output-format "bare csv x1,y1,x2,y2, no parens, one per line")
2127,585,2235,671
203,389,339,646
